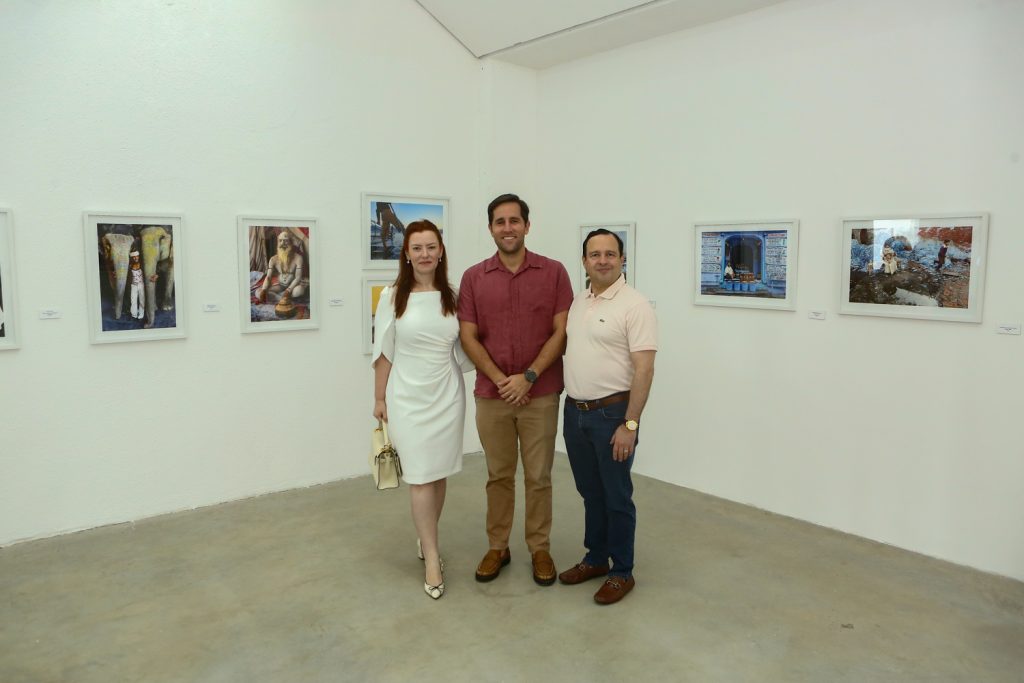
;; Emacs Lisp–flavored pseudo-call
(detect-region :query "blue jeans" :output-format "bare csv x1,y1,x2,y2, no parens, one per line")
563,399,636,578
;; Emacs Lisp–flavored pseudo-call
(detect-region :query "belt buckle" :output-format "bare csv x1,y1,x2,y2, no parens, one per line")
575,400,591,411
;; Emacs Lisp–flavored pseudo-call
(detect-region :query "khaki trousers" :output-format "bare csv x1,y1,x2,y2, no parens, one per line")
475,393,560,553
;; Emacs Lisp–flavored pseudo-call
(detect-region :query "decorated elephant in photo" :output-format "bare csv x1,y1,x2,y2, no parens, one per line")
100,231,137,320
139,225,174,327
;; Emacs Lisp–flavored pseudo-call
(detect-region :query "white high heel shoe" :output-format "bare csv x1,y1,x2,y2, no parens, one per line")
424,579,445,599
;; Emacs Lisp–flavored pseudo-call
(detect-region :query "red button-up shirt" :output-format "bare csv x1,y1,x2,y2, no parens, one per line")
458,250,574,399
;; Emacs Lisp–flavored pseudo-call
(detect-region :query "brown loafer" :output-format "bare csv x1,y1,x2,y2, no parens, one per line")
594,575,635,605
475,548,511,582
558,561,609,585
531,550,557,586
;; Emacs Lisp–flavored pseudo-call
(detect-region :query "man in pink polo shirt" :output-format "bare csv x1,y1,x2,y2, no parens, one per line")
458,193,573,586
559,228,657,605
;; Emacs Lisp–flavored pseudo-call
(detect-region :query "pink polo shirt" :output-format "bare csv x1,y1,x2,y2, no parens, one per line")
564,275,658,401
458,249,573,399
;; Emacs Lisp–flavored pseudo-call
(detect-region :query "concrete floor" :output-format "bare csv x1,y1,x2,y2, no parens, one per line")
1,454,1022,683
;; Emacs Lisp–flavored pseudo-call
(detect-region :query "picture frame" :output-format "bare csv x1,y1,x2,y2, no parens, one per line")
83,211,186,344
0,208,20,350
361,193,450,270
237,216,319,333
362,275,395,355
840,212,989,323
578,222,636,291
694,219,799,311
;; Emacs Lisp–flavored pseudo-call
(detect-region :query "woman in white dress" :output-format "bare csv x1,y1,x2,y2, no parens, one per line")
372,220,468,600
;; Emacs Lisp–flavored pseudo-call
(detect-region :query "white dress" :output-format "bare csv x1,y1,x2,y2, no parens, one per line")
372,287,467,484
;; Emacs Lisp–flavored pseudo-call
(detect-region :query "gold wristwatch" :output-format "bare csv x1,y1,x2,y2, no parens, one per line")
624,419,639,432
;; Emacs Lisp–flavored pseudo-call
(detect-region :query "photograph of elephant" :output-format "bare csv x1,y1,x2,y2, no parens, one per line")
85,212,185,344
96,223,175,331
361,193,448,269
247,225,312,322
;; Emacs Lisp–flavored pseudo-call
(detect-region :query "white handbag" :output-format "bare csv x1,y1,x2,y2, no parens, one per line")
370,420,402,490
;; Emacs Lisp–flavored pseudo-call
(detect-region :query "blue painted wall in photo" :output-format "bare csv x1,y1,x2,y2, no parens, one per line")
700,229,788,298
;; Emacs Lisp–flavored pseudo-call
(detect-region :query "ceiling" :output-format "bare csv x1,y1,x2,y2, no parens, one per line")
415,0,790,69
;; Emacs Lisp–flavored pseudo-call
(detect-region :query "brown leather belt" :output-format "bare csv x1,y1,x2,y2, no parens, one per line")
567,391,630,411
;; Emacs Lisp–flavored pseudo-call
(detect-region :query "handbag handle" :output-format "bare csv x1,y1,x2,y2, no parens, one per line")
377,419,391,446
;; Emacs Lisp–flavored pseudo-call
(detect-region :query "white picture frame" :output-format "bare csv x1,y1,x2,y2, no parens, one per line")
83,211,186,344
362,192,450,270
237,215,319,333
840,212,989,323
362,276,394,355
578,222,636,291
693,219,799,311
0,208,20,350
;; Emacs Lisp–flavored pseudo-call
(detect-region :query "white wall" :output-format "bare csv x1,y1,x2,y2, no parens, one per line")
531,0,1024,580
0,0,486,543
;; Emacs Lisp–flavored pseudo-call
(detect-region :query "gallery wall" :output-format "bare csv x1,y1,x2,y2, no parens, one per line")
527,0,1024,580
0,0,501,545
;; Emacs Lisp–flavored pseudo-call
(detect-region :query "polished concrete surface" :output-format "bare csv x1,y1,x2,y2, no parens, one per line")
1,454,1022,682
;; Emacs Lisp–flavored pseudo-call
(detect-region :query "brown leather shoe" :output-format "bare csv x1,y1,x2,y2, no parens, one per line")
593,575,635,605
558,561,609,585
474,548,511,582
531,550,557,586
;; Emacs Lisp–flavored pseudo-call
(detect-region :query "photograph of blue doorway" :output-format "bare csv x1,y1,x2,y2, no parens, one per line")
701,231,787,296
694,220,798,311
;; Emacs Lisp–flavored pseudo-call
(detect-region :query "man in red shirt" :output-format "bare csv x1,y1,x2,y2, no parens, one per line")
459,193,573,586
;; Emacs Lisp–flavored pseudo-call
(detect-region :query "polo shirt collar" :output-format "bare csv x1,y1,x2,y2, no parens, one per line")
588,274,626,300
484,248,541,273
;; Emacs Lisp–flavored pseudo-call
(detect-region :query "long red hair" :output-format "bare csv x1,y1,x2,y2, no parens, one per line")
391,220,457,319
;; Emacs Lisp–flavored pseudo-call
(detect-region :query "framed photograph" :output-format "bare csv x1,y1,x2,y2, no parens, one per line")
361,193,449,269
83,211,186,344
694,220,799,311
578,222,636,291
0,209,19,350
362,276,394,355
840,213,989,323
237,216,318,333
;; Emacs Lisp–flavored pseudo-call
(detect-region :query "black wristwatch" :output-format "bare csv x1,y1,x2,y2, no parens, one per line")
524,368,538,383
